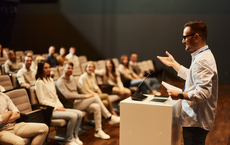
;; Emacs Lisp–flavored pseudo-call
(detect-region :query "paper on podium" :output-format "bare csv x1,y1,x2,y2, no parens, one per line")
162,81,182,92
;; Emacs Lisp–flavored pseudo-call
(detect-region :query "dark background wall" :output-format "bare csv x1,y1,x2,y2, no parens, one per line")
0,0,229,83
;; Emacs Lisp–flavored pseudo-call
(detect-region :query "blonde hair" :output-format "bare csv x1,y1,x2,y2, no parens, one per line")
85,61,96,72
34,56,45,67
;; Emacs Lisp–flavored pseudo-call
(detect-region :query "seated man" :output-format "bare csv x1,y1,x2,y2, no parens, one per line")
66,47,80,67
0,92,48,145
129,52,144,78
45,46,59,68
17,56,36,88
5,50,20,74
56,62,120,140
56,47,68,66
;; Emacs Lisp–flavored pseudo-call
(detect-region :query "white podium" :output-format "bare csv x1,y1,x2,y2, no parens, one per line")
120,95,181,145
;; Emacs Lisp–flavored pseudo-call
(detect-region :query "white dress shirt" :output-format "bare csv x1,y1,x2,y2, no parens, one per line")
177,45,218,131
66,53,80,67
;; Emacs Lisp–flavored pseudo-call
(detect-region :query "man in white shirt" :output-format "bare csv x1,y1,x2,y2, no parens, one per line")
129,52,143,78
66,47,80,67
157,21,218,145
17,56,36,88
0,92,48,145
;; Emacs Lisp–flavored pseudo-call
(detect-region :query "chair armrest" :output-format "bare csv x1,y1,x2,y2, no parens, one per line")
16,109,45,123
31,104,54,127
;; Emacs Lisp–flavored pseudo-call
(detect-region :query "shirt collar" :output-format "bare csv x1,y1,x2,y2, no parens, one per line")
191,45,209,59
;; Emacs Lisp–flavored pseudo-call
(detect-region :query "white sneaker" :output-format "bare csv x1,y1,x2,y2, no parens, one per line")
152,90,161,96
108,115,120,125
94,130,110,139
65,141,78,145
74,137,83,145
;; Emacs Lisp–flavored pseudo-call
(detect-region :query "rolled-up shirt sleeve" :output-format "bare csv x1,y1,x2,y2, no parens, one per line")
177,65,189,80
17,69,25,84
187,61,214,102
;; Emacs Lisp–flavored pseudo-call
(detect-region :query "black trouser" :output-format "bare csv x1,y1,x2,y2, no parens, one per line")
183,127,209,145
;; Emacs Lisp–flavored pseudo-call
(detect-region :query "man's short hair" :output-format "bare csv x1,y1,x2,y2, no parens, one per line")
184,20,208,41
63,62,74,68
130,52,137,57
8,50,15,60
24,56,32,62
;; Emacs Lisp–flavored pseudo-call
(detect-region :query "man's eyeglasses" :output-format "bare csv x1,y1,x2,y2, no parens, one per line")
183,34,201,40
183,34,195,40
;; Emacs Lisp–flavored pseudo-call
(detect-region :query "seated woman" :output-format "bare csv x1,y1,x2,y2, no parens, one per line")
4,50,20,74
95,59,131,99
35,60,83,145
79,61,118,116
118,54,161,95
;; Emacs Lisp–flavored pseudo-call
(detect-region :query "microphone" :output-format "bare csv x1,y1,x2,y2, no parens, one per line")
130,70,154,101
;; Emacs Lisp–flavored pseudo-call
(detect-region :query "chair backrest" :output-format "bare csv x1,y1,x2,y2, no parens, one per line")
146,60,155,71
16,51,24,62
3,48,9,54
97,60,106,69
42,53,48,58
50,67,60,81
0,75,13,91
10,73,20,88
5,88,32,113
80,62,87,73
0,57,7,64
15,51,24,56
1,64,5,75
58,66,63,77
24,50,34,55
27,85,39,104
32,54,41,61
72,66,82,76
137,61,148,73
79,55,87,64
112,58,119,68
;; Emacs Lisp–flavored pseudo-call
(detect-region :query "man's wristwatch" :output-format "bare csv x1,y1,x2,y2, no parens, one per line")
178,92,184,99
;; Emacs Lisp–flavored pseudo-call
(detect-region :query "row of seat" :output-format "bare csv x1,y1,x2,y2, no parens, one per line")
2,74,121,141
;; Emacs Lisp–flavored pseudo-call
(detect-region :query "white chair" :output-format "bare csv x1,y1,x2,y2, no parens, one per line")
72,66,82,76
112,58,119,68
79,55,88,64
97,60,106,69
24,50,34,55
0,57,7,64
50,67,60,81
0,75,14,92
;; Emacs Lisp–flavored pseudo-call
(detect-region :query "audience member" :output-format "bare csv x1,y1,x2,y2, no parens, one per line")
35,60,83,145
79,61,118,116
66,47,80,67
56,62,120,140
33,56,45,70
56,47,68,66
25,52,35,69
45,46,59,68
118,54,161,95
0,92,48,145
95,59,131,99
129,52,144,78
0,44,7,58
17,56,36,88
0,85,5,92
4,50,20,74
